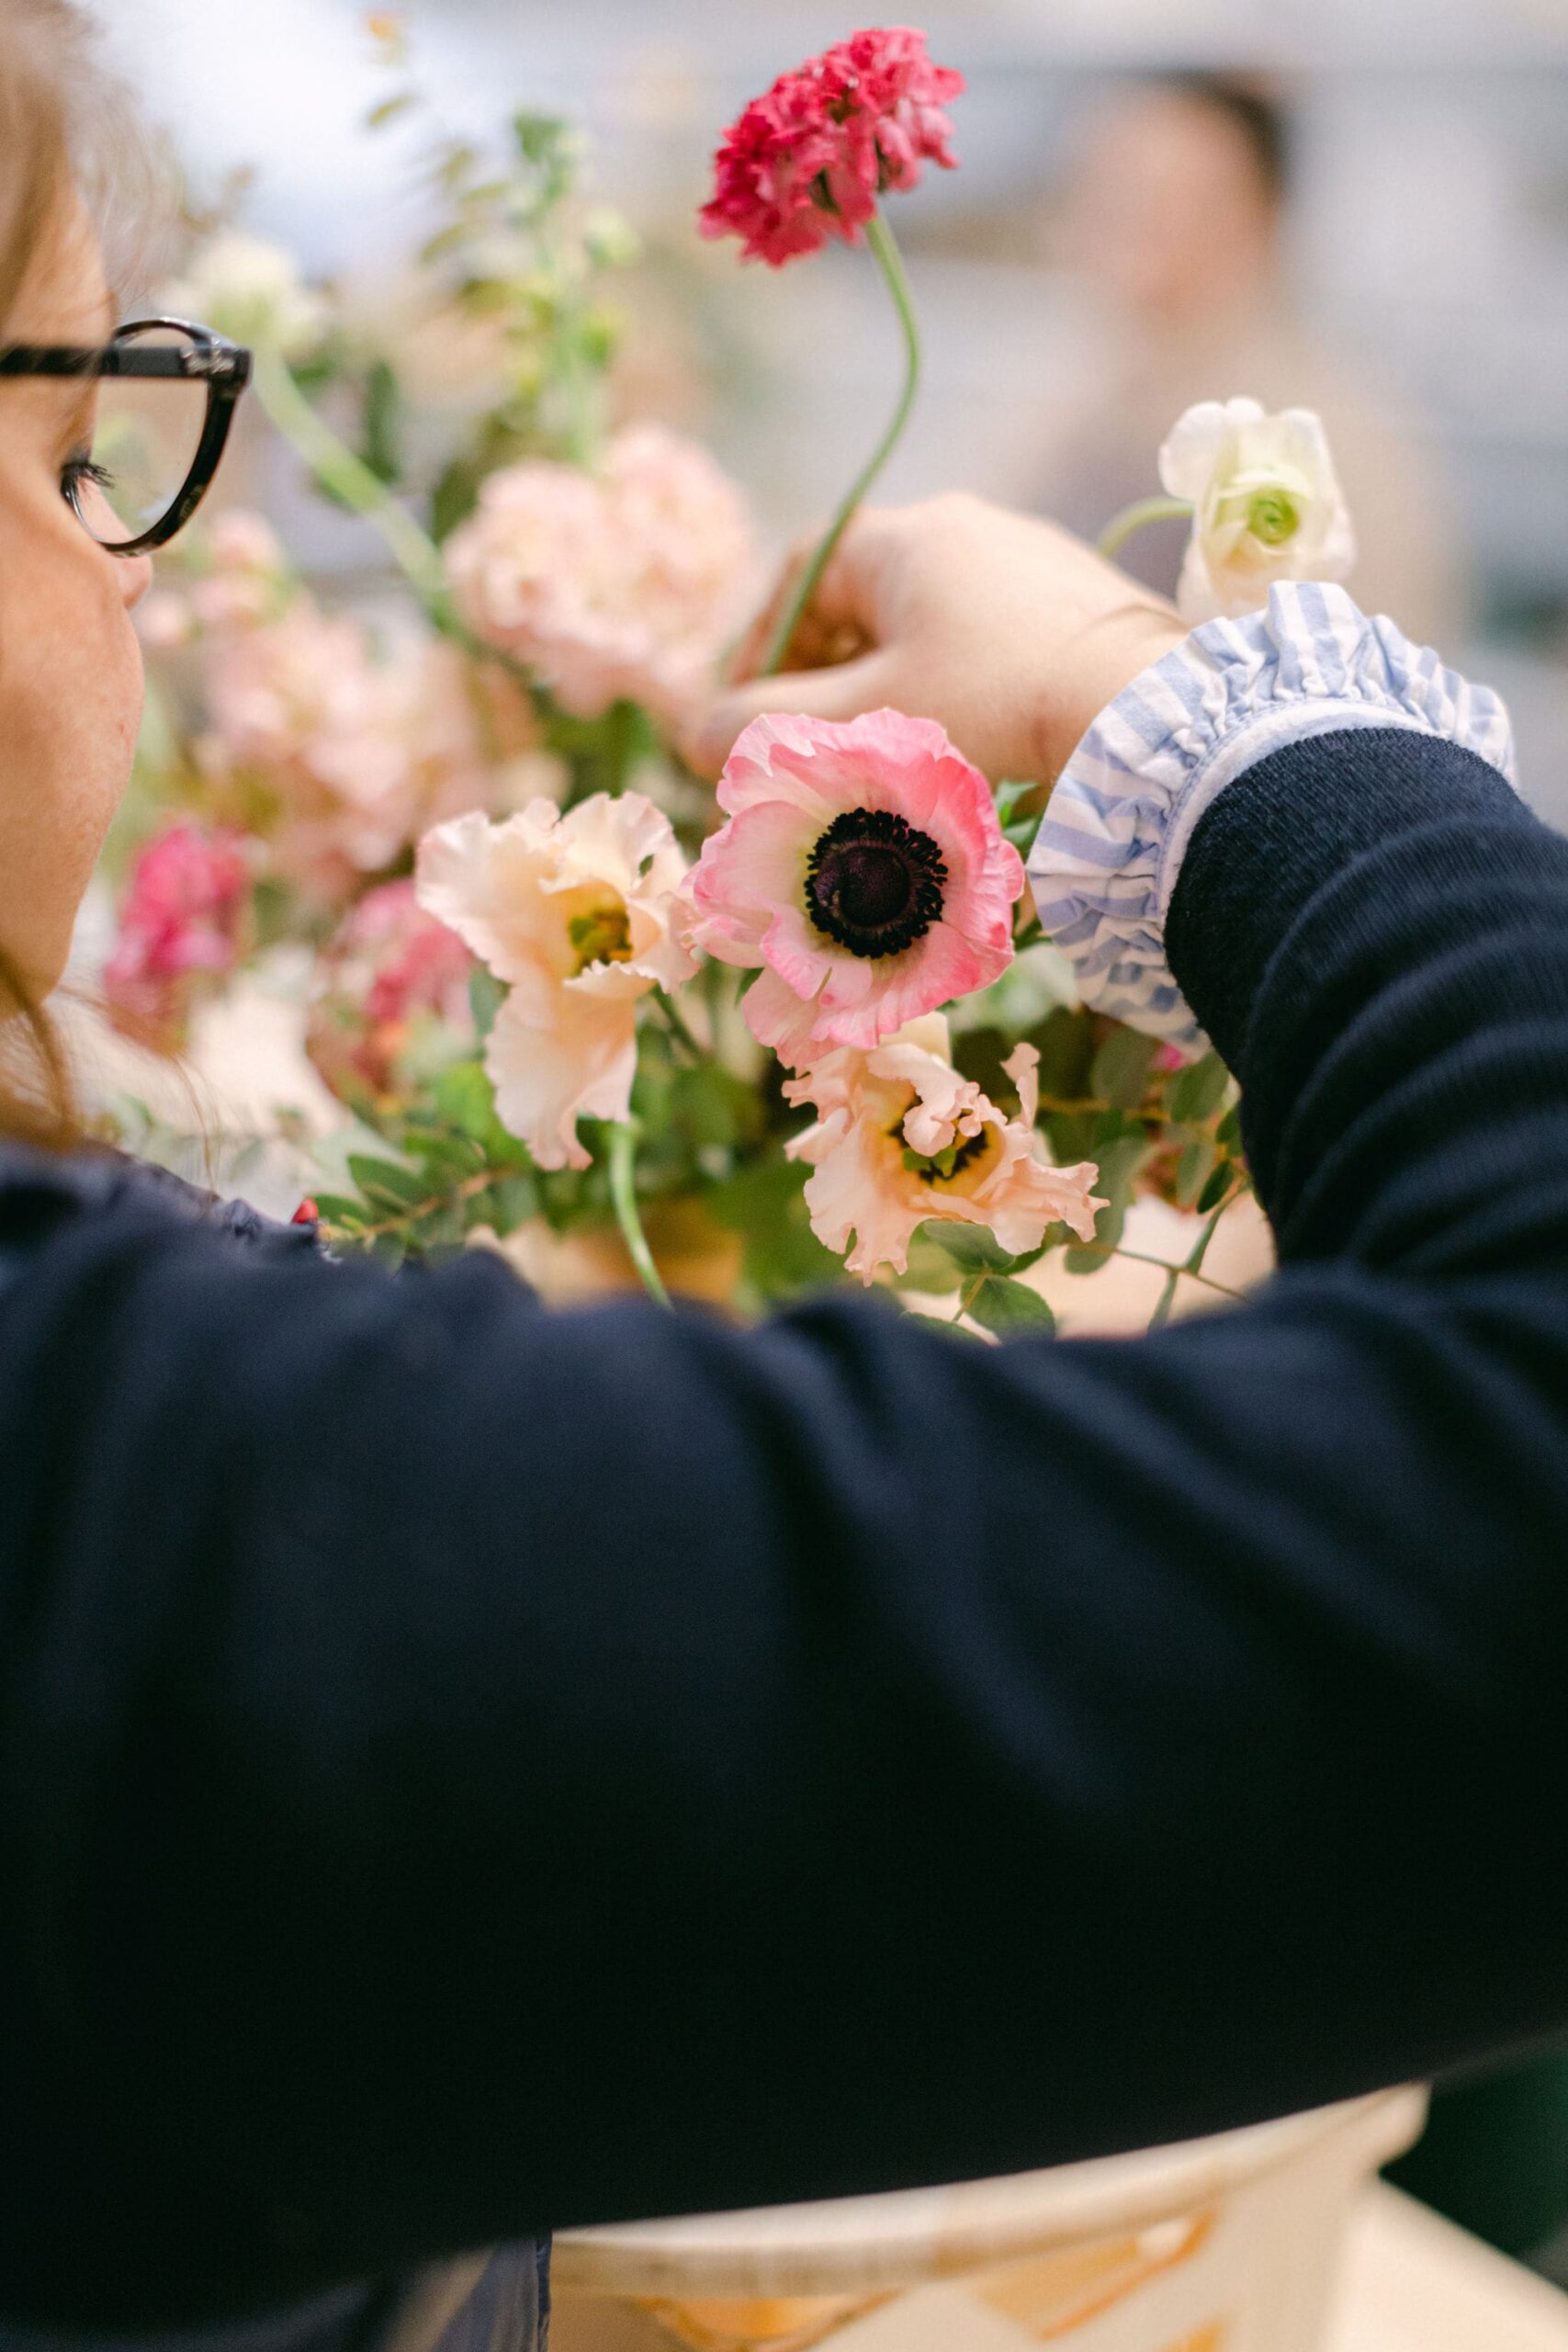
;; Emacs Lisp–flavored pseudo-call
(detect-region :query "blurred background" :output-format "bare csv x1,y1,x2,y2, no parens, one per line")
101,0,1568,819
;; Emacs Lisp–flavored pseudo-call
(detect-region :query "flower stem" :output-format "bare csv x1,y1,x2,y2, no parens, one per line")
656,987,705,1061
759,204,921,678
1097,494,1192,564
252,347,450,610
608,1123,671,1309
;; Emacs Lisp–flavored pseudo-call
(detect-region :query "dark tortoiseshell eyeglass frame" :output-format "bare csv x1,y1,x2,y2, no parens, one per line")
0,315,253,554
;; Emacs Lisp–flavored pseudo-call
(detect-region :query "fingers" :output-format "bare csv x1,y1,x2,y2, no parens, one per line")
681,650,901,780
727,506,905,686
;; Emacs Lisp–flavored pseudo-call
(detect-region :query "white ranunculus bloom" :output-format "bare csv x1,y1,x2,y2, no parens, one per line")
165,232,328,360
1158,398,1356,623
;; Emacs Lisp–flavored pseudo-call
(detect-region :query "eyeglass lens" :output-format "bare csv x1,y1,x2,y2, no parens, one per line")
85,324,210,545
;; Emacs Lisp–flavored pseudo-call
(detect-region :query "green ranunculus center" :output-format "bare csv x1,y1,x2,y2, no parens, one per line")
1247,490,1299,547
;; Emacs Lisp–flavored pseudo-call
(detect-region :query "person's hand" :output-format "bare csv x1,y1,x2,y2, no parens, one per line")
682,493,1187,786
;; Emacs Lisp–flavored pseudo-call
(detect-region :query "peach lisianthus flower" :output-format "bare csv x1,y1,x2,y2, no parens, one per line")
680,709,1024,1071
784,1016,1104,1284
1159,399,1355,622
446,425,757,725
415,794,696,1170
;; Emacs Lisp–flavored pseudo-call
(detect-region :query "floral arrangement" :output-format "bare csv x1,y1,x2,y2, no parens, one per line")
107,17,1356,1332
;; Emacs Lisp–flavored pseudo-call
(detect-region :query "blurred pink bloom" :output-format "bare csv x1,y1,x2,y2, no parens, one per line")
136,590,195,651
680,708,1023,1070
201,609,539,900
416,793,696,1170
305,879,476,1114
191,509,292,631
446,425,757,725
700,27,964,267
104,822,253,1048
1152,1040,1188,1075
785,1018,1104,1283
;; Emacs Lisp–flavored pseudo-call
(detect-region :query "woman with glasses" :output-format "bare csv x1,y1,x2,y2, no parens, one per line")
6,1,1568,2346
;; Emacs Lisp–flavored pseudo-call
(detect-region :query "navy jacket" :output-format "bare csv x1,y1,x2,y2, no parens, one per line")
2,726,1566,2328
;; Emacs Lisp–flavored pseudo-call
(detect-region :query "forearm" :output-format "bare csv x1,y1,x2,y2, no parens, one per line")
6,596,1568,2324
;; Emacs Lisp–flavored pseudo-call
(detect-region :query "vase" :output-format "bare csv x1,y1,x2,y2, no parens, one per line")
548,2088,1426,2352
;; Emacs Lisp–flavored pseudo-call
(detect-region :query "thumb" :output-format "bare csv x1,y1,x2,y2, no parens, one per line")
681,650,900,781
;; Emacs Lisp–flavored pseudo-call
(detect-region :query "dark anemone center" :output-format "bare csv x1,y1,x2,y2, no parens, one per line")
805,806,946,958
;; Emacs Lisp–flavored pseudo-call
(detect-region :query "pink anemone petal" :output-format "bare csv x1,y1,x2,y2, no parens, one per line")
743,963,828,1069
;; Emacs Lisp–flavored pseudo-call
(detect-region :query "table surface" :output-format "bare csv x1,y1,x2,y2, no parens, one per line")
1331,2185,1568,2350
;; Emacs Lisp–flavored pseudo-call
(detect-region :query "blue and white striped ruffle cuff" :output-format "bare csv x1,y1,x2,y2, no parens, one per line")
1026,582,1517,1053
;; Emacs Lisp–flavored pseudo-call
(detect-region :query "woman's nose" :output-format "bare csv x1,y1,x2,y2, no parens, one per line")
119,550,154,611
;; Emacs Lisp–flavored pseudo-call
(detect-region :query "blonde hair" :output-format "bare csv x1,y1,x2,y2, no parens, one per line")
0,0,160,1145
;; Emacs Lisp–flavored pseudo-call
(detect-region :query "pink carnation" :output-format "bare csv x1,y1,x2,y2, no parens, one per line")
202,610,539,900
305,879,476,1114
680,708,1024,1070
785,1017,1104,1283
103,823,253,1049
446,425,757,725
700,27,964,267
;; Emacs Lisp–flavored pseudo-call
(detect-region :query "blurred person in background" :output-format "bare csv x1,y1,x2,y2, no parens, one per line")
1029,74,1464,650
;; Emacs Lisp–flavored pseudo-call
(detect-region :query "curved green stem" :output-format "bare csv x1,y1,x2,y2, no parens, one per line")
608,1123,671,1309
1097,494,1192,563
656,987,705,1062
759,205,921,678
252,347,449,609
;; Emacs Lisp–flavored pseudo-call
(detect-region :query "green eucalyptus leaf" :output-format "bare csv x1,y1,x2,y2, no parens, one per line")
1197,1162,1234,1216
1176,1135,1218,1209
1167,1050,1230,1125
370,1229,407,1272
966,1276,1057,1339
1090,1024,1159,1110
310,1193,369,1231
348,1155,429,1212
924,1223,1017,1273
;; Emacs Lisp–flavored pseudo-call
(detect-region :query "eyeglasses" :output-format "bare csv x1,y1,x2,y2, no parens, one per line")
0,315,252,555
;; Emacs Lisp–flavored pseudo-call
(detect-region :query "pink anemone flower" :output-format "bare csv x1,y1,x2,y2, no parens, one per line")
680,708,1025,1070
784,1017,1105,1283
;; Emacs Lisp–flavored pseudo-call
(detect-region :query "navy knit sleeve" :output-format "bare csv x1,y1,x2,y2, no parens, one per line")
3,734,1568,2328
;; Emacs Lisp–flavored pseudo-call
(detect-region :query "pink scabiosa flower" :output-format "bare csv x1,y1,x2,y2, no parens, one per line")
103,822,253,1049
415,794,696,1170
784,1016,1105,1283
446,425,757,726
304,880,477,1116
681,709,1024,1070
700,27,964,267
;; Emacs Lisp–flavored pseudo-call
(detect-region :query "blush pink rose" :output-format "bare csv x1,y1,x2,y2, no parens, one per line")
680,708,1025,1069
700,28,964,267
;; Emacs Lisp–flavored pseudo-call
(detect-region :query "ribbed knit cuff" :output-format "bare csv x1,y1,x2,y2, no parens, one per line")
1026,582,1517,1054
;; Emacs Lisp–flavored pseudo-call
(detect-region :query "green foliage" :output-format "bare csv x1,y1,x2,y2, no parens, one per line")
705,1156,840,1304
1167,1050,1231,1125
468,968,506,1042
964,1275,1056,1339
1090,1023,1159,1110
